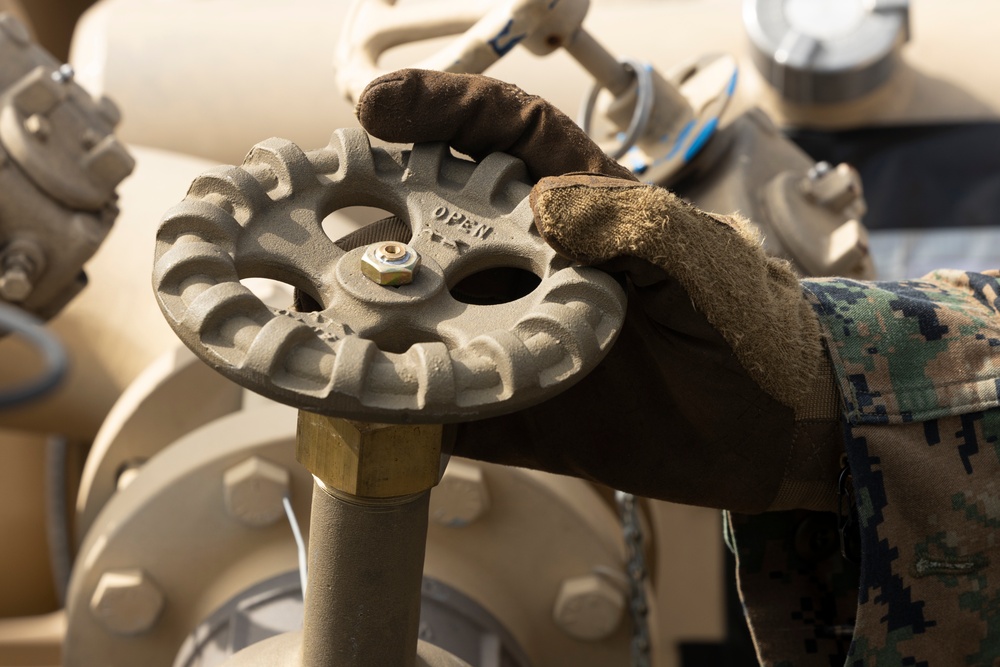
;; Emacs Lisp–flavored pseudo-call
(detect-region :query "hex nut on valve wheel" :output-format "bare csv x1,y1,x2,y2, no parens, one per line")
89,569,165,636
223,456,291,527
553,574,625,641
360,241,420,286
430,460,491,527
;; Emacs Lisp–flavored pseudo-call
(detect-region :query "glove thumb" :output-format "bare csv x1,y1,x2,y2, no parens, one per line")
529,173,825,410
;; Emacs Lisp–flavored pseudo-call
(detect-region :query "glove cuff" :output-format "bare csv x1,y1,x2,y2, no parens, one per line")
768,354,845,512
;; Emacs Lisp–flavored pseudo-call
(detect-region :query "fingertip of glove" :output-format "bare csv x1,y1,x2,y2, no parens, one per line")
356,70,415,124
359,69,417,99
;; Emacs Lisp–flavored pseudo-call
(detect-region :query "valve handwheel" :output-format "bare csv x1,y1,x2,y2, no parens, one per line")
152,128,626,423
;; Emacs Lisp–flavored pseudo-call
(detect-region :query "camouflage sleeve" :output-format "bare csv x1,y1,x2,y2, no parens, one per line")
726,509,859,666
801,269,1000,425
730,270,1000,666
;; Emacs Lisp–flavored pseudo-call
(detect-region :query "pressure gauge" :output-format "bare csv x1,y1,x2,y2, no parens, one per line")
743,0,910,104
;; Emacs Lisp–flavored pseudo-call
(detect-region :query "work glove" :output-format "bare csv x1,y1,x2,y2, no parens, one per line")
356,69,843,514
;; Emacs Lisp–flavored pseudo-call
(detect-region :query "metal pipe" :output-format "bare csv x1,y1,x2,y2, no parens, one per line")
301,480,430,667
565,28,633,97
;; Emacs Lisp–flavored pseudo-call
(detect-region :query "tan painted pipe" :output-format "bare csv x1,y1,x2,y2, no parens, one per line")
71,0,1000,170
303,482,430,667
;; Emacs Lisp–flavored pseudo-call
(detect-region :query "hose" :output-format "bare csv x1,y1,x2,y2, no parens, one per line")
0,302,68,408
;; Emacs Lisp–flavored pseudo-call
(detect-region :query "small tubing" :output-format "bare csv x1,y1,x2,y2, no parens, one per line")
0,303,68,408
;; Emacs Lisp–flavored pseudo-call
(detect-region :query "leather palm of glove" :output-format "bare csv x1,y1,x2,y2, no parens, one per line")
357,69,844,514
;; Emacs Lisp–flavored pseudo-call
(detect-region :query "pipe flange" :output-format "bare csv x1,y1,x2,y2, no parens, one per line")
152,129,626,423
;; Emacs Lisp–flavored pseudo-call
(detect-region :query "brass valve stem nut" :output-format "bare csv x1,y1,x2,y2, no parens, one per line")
360,241,420,287
296,412,442,498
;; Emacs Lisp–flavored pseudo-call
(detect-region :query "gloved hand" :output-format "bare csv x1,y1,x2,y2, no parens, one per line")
357,69,844,514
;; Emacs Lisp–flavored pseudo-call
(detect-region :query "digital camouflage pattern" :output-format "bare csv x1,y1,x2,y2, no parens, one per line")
729,269,1000,666
725,510,859,664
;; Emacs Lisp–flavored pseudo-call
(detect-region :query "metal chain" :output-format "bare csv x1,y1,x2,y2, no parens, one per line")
615,490,652,667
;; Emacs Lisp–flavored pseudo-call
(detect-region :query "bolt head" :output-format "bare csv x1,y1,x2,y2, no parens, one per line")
0,266,32,302
0,242,42,303
553,574,625,641
430,460,491,527
223,457,290,527
90,569,164,636
360,242,420,286
802,161,866,218
51,64,75,84
806,160,832,181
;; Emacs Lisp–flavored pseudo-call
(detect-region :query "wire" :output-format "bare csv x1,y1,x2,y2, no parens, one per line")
283,495,308,597
0,302,68,408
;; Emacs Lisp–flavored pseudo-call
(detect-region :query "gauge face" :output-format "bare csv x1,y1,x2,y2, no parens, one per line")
743,0,910,104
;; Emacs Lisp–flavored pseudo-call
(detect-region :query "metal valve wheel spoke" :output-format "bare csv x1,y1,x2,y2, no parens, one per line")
153,128,626,423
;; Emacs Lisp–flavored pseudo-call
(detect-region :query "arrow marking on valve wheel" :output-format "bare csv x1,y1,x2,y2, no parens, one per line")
488,19,526,57
419,227,469,254
275,309,348,344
